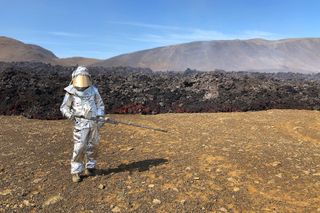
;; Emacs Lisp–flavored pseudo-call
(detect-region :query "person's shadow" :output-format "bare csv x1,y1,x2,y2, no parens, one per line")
96,158,168,176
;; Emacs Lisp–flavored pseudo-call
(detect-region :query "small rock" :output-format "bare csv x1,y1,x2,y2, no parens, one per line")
193,177,200,180
153,199,161,205
31,191,40,195
98,184,105,189
111,206,121,212
185,167,191,171
43,194,63,207
23,200,34,207
227,177,235,182
267,179,275,184
126,147,134,151
219,207,228,212
0,189,12,196
148,184,155,188
271,161,281,167
313,172,320,176
233,187,240,192
180,199,186,205
303,170,310,175
172,187,179,192
33,178,42,184
275,173,282,178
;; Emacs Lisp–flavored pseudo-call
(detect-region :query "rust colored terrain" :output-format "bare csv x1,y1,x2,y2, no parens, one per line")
1,110,320,212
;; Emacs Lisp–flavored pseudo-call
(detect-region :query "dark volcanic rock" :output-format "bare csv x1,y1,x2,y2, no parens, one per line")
1,62,320,119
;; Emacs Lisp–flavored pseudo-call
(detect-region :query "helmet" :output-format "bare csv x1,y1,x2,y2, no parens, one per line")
71,66,92,90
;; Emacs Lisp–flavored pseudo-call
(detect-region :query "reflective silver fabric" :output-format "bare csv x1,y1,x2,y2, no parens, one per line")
60,85,105,129
60,67,105,174
72,66,91,79
71,127,99,174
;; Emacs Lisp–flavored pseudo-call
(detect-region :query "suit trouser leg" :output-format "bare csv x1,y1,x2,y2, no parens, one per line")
85,126,99,169
71,128,90,174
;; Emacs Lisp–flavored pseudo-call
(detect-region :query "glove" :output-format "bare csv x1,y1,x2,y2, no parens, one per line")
97,116,105,128
69,112,85,121
68,112,75,121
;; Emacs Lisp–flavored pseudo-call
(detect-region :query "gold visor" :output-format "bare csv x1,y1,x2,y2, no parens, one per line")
72,75,91,88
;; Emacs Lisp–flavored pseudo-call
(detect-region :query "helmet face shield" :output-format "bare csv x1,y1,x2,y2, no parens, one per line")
72,75,91,88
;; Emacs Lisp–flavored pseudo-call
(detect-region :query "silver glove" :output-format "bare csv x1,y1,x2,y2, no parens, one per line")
97,116,105,128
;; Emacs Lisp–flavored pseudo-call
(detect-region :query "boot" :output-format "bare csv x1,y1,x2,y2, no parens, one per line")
72,173,81,183
85,168,96,176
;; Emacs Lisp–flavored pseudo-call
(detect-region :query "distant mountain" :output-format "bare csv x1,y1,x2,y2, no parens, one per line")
0,36,100,66
0,36,58,63
3,36,320,73
57,57,101,66
95,38,320,73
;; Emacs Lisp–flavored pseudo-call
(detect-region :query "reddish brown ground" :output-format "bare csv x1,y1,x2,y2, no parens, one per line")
1,110,320,212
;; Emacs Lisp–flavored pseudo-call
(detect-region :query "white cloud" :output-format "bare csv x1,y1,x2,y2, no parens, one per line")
129,29,281,45
107,21,184,31
110,21,282,46
241,30,280,39
48,31,88,38
130,30,229,45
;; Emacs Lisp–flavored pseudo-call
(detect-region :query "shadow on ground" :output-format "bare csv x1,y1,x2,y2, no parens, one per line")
97,158,169,176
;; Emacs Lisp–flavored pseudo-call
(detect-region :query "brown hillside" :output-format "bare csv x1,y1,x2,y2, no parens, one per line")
56,57,101,66
0,36,57,63
0,36,99,66
95,38,320,73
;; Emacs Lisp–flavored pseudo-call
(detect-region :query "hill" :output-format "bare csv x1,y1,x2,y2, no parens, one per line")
57,57,101,66
3,36,320,73
0,36,58,63
0,36,100,66
1,110,320,211
95,38,320,73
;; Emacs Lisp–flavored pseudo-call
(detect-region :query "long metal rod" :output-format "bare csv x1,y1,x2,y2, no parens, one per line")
114,120,168,133
74,115,168,133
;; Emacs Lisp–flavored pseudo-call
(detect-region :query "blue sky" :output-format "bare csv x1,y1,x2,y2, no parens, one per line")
0,0,319,59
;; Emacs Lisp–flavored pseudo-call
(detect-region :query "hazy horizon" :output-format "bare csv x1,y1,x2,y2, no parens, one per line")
1,0,320,59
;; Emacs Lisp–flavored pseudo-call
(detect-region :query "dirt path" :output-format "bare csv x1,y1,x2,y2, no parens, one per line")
1,110,320,212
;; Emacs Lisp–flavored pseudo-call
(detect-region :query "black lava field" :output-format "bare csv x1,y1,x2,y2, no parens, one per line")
1,62,320,119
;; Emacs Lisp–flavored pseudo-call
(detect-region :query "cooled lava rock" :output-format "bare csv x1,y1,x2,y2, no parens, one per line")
1,62,320,119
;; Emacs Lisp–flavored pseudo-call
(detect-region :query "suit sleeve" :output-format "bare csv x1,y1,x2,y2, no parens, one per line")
60,92,73,119
95,88,105,117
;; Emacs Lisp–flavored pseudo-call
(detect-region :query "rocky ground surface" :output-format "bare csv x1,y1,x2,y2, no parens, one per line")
1,62,320,119
1,110,320,212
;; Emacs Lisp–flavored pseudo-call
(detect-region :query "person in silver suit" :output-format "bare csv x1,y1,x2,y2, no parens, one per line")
60,66,105,183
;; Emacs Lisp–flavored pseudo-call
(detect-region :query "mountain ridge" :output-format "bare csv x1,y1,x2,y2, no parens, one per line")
2,36,320,73
94,38,320,73
0,36,101,66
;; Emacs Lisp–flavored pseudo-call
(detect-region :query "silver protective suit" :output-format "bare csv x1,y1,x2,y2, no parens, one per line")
60,66,105,174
